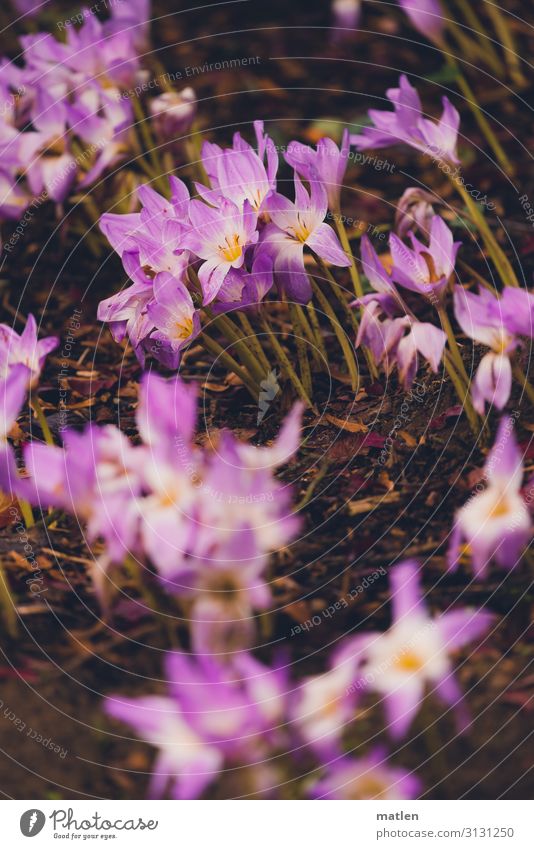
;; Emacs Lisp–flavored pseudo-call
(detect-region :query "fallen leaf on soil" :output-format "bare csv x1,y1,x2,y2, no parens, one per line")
324,414,368,433
347,491,401,515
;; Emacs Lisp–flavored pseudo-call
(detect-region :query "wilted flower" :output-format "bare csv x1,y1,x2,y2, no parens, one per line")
453,286,534,414
310,748,422,799
350,75,460,165
343,561,494,738
448,417,531,578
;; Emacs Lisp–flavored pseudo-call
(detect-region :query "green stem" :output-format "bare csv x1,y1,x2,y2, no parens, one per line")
443,353,480,436
334,214,363,299
451,177,518,287
485,4,525,86
200,332,260,400
32,396,54,446
438,306,471,389
449,0,506,77
260,318,315,409
0,563,17,638
310,279,359,391
131,98,168,196
237,314,272,373
293,304,326,369
512,362,534,406
306,301,330,366
211,314,267,385
18,498,34,529
288,301,313,396
320,234,379,380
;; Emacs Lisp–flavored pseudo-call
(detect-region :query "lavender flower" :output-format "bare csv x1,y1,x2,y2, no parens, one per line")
284,129,351,213
389,214,460,305
448,418,531,578
398,0,444,44
105,651,287,799
149,88,197,142
453,286,534,414
343,561,494,738
310,748,422,799
259,173,350,302
350,75,460,165
355,235,447,387
0,314,58,384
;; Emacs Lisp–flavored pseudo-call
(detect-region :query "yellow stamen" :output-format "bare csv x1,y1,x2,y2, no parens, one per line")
219,233,242,262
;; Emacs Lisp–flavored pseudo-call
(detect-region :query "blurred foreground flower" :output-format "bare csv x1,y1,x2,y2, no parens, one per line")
342,561,493,738
449,417,531,578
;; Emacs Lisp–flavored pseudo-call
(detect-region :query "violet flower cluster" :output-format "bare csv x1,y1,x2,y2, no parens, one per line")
13,372,302,653
98,122,351,366
104,559,493,799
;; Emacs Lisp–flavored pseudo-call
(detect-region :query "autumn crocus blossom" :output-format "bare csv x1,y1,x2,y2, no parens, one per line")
389,214,460,306
105,651,287,799
284,128,351,213
397,0,444,44
310,748,422,799
453,286,534,414
344,561,493,739
350,74,460,165
355,235,447,388
448,418,531,578
260,173,350,302
0,314,58,384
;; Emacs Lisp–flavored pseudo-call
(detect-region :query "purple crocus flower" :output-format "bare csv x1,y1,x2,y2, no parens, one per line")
197,121,278,214
213,253,274,313
398,0,444,44
355,236,447,387
389,214,460,306
291,652,360,756
0,314,58,385
149,88,197,143
448,417,531,578
453,286,534,414
331,0,362,41
350,75,460,165
183,198,259,303
105,651,287,799
343,561,494,739
146,272,201,369
310,748,422,799
284,129,351,213
0,364,31,490
260,173,350,302
394,187,436,239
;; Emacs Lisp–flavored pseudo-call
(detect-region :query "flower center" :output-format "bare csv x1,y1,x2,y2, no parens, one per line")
291,213,311,243
420,251,440,283
174,317,194,341
348,776,389,800
488,492,511,518
219,233,242,262
395,651,424,673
